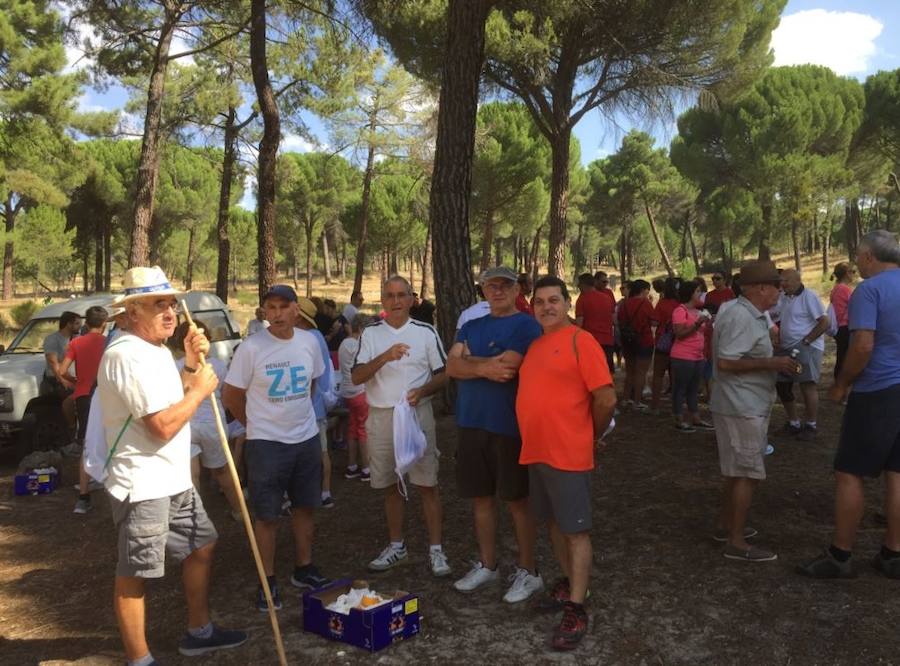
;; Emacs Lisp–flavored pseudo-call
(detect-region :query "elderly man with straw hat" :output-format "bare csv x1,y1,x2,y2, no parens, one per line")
97,266,247,666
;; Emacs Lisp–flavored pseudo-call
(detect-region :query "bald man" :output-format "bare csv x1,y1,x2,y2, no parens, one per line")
774,269,830,441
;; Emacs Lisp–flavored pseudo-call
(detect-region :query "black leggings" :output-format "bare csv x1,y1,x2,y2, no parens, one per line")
75,395,91,445
671,358,704,417
834,326,850,378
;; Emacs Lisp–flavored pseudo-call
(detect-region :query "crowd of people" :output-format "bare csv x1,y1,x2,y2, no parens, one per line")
38,229,900,662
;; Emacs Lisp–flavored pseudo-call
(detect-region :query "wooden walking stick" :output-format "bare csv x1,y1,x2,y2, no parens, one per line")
181,302,288,666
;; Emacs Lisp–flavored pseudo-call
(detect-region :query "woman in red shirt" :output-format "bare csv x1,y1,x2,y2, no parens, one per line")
650,277,679,412
618,279,655,409
830,262,855,377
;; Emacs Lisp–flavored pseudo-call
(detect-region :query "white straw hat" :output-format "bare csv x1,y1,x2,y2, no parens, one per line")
112,266,185,306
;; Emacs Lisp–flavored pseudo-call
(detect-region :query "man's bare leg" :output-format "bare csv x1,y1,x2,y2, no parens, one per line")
182,542,214,629
833,471,866,551
114,576,148,662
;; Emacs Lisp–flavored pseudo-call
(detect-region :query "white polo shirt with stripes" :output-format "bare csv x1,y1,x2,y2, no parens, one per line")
353,317,447,408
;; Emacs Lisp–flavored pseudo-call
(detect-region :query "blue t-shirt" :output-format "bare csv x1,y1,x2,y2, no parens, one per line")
455,312,543,437
848,267,900,393
309,328,333,420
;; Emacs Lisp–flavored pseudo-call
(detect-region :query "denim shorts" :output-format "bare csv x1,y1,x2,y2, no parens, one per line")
245,436,322,519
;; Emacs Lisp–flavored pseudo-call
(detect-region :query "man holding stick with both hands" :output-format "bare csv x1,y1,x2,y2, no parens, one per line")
98,267,247,666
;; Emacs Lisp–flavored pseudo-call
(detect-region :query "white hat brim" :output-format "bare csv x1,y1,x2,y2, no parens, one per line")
111,287,187,308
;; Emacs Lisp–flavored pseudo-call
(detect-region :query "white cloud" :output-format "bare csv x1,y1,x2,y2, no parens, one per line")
64,19,99,73
281,133,317,153
771,9,883,75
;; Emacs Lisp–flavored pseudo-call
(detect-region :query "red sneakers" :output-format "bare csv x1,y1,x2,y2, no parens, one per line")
552,601,589,650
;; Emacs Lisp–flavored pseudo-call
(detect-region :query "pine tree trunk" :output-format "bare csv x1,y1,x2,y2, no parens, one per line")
528,225,542,287
128,9,179,267
791,216,802,272
822,215,833,274
250,0,279,304
215,105,237,302
353,136,377,295
420,219,432,300
547,131,571,277
305,221,313,297
93,220,102,293
409,251,415,287
685,210,701,275
103,220,111,291
340,239,347,280
644,200,674,276
757,203,773,261
185,226,196,289
480,211,494,272
322,227,332,284
428,0,490,346
292,254,298,289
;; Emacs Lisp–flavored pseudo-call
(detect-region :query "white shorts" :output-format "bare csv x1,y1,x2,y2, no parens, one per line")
190,421,227,469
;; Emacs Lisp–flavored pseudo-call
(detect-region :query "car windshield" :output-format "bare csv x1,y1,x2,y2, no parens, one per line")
6,319,61,353
188,310,237,343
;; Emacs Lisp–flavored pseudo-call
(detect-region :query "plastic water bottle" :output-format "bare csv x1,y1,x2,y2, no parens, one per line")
790,348,801,374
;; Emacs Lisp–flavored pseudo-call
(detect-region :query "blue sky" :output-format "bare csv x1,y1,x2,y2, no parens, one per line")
69,1,899,205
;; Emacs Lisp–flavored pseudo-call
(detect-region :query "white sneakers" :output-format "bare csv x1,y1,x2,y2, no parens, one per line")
454,562,544,603
369,543,452,577
430,549,452,577
368,543,408,571
454,561,500,592
502,567,544,603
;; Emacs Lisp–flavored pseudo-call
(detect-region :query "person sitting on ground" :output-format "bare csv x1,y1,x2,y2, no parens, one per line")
57,305,108,515
339,313,372,482
669,280,713,433
618,279,655,410
575,272,616,372
246,307,268,337
447,266,544,604
351,276,451,577
169,321,243,522
705,272,736,315
98,266,247,663
774,268,830,442
798,230,900,579
516,275,616,650
711,260,799,563
650,277,680,413
829,262,855,379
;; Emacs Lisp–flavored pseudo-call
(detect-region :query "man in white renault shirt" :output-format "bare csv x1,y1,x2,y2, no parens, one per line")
223,284,328,613
98,266,246,666
352,275,451,576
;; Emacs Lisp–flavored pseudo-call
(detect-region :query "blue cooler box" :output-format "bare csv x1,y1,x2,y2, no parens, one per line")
302,579,420,652
14,469,60,496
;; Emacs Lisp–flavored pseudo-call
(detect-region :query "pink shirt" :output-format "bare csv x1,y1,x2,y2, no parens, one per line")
670,305,707,361
830,283,851,328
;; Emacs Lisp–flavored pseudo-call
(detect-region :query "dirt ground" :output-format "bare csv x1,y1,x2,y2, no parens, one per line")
2,346,898,666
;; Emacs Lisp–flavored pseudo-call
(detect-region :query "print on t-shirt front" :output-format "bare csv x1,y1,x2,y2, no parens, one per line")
265,359,312,402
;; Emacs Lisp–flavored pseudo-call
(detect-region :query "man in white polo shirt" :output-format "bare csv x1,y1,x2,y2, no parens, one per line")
774,269,830,441
351,275,451,577
223,284,328,613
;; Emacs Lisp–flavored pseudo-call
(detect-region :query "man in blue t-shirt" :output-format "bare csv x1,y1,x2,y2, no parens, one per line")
798,230,900,580
446,266,544,603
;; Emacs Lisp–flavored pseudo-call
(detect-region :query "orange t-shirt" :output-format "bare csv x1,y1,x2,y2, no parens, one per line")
516,325,614,471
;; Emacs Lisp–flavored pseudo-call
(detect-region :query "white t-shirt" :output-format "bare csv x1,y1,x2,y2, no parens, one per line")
455,301,490,331
225,327,324,443
342,303,359,322
779,287,826,351
97,333,191,502
338,336,364,399
353,318,446,408
175,357,227,424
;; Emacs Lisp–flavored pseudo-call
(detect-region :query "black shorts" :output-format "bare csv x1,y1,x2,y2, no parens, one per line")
245,437,322,519
528,463,592,533
834,384,900,478
456,428,528,501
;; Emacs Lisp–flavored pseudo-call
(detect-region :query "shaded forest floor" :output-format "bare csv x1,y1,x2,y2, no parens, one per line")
2,344,898,665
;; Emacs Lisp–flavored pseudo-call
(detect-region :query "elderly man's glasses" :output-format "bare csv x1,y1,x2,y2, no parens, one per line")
139,298,182,315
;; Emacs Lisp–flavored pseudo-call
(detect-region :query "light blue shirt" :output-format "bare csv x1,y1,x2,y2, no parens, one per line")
848,267,900,393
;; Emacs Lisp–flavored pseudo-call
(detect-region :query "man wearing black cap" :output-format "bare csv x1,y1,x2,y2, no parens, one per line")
711,261,799,563
223,285,329,612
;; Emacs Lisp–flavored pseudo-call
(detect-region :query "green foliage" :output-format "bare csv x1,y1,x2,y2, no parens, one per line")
10,299,38,326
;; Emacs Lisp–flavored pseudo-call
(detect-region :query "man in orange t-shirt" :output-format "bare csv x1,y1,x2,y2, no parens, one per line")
516,276,616,651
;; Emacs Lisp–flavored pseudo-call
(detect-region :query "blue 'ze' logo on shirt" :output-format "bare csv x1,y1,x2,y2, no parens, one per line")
266,365,310,400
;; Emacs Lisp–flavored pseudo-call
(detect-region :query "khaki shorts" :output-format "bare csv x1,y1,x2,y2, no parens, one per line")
713,413,770,480
367,402,440,490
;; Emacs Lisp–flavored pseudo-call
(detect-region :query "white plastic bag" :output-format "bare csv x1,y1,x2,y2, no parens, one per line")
392,398,427,499
83,392,108,483
825,303,839,337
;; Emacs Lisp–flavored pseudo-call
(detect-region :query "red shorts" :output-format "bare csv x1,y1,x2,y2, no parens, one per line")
346,393,369,443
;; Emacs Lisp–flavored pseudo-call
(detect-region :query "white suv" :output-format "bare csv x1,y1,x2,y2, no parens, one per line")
0,291,240,460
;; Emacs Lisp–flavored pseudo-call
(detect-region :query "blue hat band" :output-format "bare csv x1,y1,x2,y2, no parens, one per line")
124,282,175,296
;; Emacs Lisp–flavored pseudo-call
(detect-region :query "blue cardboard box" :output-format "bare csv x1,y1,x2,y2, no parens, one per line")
302,579,420,652
14,468,60,496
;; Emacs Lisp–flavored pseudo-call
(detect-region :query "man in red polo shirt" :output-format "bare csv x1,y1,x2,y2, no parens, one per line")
517,276,616,650
575,273,615,372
